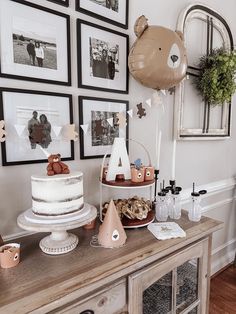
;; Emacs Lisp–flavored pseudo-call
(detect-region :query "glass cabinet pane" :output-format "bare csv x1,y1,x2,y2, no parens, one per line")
189,306,198,313
143,272,172,314
176,258,199,313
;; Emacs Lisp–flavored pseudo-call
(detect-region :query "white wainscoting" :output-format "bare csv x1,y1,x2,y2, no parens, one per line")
211,237,236,274
180,177,236,274
180,177,236,205
3,178,236,274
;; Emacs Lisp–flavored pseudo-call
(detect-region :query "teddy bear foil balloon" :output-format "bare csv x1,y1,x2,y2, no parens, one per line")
47,154,70,176
129,15,188,90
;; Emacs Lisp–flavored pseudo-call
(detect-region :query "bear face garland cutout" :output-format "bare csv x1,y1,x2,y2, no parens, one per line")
116,112,127,128
62,124,79,141
128,15,188,90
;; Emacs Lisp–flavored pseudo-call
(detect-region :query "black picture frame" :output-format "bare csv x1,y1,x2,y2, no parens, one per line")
79,96,129,159
75,0,129,29
0,0,71,86
77,19,129,94
47,0,69,7
0,88,74,166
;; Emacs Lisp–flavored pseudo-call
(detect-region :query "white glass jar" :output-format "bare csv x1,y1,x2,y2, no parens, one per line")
169,193,181,220
188,195,202,222
155,193,168,222
166,191,173,217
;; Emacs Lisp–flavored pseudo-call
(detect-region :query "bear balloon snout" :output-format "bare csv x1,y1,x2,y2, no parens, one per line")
171,55,179,63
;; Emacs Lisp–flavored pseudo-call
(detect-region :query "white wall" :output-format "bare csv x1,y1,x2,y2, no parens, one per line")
1,0,236,273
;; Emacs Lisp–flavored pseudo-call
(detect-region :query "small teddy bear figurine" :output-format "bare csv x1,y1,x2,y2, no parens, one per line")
47,154,70,176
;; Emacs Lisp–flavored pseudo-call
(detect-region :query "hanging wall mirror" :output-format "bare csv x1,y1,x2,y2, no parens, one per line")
175,4,234,140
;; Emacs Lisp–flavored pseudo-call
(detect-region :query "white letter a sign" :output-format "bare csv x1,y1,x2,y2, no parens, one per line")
106,138,131,181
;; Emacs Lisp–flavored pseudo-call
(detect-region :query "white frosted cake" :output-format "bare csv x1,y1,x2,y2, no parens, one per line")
31,172,84,216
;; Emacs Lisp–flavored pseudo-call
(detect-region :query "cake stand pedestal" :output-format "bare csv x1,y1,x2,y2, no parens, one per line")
17,203,97,255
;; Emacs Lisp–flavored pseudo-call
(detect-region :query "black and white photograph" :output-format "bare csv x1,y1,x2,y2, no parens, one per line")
0,0,71,85
76,0,128,29
79,96,128,159
28,111,52,149
78,19,129,93
0,88,74,166
89,0,119,12
90,37,119,80
12,19,57,70
91,110,119,146
47,0,69,7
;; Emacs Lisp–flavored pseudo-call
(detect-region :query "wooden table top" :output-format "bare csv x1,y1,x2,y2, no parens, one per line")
0,212,223,312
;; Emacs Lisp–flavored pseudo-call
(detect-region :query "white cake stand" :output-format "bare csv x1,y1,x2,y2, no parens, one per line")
17,203,97,255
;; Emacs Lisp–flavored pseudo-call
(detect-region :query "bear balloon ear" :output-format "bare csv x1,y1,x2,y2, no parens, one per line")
134,15,148,38
176,30,184,42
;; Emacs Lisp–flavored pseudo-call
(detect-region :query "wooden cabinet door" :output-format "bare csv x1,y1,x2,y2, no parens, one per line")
128,238,209,314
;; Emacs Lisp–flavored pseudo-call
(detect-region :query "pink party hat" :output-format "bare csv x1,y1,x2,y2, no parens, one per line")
98,199,127,248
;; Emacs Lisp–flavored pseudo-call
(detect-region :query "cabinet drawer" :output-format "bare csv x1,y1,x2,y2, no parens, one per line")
57,279,127,314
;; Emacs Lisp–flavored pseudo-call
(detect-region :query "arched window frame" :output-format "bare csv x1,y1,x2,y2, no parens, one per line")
174,4,234,140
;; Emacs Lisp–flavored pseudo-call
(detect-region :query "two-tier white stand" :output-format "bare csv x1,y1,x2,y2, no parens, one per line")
99,138,156,227
99,180,155,224
17,203,97,255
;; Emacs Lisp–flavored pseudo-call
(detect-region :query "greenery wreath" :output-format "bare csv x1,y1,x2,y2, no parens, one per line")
195,48,236,106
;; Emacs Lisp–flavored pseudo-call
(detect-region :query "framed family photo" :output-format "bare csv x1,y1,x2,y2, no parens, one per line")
79,96,129,159
77,19,129,94
76,0,129,29
0,88,74,166
47,0,69,7
0,0,71,85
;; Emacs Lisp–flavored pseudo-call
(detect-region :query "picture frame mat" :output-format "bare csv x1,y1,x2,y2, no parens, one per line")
79,96,128,159
77,0,128,29
0,0,71,85
77,19,129,93
0,88,74,166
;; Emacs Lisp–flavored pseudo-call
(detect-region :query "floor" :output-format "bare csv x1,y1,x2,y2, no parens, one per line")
209,265,236,314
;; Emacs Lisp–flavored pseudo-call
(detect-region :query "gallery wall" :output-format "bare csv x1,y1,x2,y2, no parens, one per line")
0,0,236,273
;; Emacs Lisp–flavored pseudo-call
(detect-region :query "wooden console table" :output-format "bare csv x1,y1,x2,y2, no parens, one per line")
0,212,222,314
